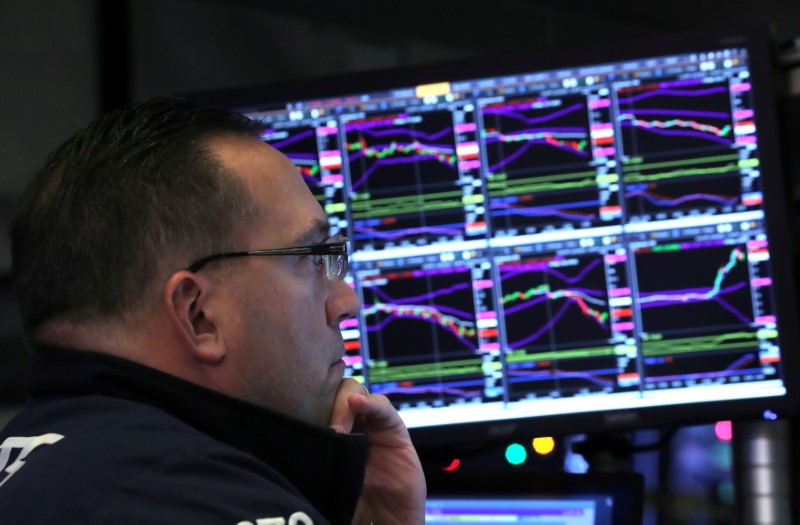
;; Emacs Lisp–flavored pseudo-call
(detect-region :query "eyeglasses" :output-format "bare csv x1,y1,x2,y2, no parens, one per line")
186,232,349,281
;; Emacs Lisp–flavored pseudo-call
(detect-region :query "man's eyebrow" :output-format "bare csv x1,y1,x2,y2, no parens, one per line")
294,219,332,245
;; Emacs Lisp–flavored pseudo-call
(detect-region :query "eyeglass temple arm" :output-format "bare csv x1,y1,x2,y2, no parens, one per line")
186,242,346,272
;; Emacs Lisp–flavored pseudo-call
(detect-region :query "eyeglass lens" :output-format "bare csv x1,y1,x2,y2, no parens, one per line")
326,233,348,280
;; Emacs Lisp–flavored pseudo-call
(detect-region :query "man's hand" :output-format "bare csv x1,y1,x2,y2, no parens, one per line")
329,378,426,525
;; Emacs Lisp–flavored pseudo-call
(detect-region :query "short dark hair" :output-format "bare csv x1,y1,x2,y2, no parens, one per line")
10,97,265,335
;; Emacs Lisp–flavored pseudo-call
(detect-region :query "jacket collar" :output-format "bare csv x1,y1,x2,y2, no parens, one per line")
27,346,367,525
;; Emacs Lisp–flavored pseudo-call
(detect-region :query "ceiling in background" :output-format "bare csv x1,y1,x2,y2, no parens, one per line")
199,0,800,53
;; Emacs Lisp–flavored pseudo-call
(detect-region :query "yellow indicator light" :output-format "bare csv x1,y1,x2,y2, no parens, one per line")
532,436,556,455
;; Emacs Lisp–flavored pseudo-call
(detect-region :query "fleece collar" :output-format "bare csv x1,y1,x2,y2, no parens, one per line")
27,346,367,525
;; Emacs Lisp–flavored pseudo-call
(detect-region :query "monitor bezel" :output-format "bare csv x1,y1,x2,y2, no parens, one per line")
425,469,644,525
187,25,800,446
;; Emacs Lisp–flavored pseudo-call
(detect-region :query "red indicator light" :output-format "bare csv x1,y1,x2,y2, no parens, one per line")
443,459,461,472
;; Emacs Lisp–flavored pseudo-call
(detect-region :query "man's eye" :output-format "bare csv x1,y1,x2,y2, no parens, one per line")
311,254,326,267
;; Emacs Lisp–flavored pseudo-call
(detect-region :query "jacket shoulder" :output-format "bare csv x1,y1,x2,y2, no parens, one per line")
0,395,327,524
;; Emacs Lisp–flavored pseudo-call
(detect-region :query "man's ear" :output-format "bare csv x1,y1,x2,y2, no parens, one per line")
163,271,227,364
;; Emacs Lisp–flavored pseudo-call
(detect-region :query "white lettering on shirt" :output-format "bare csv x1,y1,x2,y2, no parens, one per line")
0,433,65,487
236,511,314,525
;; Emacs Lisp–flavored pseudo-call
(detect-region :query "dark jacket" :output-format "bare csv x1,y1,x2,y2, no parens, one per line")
0,347,367,524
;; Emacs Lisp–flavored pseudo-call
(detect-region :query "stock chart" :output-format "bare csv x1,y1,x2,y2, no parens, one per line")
244,38,788,430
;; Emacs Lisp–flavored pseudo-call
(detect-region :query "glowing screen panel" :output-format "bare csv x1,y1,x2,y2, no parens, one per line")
425,497,604,525
237,34,792,437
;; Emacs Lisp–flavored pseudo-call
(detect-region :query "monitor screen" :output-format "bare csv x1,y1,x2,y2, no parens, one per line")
189,27,800,446
425,471,643,525
426,496,611,525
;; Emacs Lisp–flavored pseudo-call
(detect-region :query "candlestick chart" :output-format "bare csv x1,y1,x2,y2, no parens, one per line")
634,243,754,331
617,80,736,155
262,126,326,198
345,111,468,250
360,265,496,405
497,254,625,398
262,124,348,230
481,95,612,234
632,241,772,388
617,80,758,221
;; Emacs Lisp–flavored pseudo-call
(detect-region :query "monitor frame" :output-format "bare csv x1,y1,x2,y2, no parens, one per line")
425,470,644,525
188,25,800,447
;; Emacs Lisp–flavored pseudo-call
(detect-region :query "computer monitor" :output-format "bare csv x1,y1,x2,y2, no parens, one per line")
425,470,644,525
189,26,800,447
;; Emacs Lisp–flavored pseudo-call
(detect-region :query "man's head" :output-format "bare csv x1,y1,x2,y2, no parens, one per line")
187,134,360,424
10,97,361,425
11,97,263,335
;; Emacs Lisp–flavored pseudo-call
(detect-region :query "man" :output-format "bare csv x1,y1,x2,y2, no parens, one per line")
0,97,426,524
